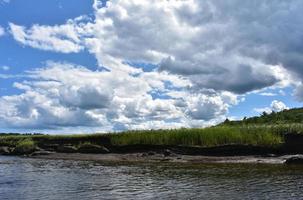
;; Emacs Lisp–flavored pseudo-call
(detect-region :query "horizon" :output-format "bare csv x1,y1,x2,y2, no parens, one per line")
0,0,303,134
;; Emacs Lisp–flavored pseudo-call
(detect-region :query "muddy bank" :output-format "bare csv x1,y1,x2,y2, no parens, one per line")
28,152,301,165
0,143,284,159
0,142,302,157
2,143,303,164
2,133,303,165
109,144,280,156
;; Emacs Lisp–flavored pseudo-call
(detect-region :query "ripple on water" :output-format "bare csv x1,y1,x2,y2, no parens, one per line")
0,156,303,200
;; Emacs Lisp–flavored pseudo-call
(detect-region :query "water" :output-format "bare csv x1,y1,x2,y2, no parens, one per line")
0,156,303,200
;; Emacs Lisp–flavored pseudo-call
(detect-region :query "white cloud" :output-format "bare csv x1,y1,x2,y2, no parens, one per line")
9,0,299,93
0,62,237,131
259,92,277,97
9,22,85,53
254,100,289,114
1,66,10,71
6,0,303,131
271,100,289,112
185,94,228,120
0,73,25,79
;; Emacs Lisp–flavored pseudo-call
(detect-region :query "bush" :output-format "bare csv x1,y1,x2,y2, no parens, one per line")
14,139,36,155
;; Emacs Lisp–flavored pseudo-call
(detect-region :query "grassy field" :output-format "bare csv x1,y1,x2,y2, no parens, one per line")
110,126,285,147
2,124,303,148
2,107,303,152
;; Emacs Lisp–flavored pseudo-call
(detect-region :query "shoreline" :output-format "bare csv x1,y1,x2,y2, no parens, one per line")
25,152,301,165
2,142,303,165
2,132,303,165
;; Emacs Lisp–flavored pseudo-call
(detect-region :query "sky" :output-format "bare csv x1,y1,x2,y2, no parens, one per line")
0,0,302,133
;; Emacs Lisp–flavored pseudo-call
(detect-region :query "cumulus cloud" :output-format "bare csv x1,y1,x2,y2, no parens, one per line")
254,100,289,114
88,0,295,93
5,0,303,130
0,62,237,130
9,21,85,53
259,92,277,97
271,100,289,112
185,94,228,120
10,0,299,92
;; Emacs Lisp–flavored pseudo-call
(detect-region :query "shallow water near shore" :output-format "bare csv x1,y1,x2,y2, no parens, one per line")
0,156,303,199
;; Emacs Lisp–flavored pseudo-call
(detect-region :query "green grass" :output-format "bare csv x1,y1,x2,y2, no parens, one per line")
110,126,284,147
2,107,303,149
2,124,303,148
14,138,36,154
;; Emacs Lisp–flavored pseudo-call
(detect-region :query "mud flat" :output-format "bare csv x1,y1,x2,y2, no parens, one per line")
28,151,303,165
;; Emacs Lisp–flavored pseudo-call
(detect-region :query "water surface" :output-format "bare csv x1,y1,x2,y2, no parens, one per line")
0,156,302,199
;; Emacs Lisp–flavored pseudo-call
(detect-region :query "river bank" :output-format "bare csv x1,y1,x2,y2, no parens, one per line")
27,152,303,165
1,142,301,165
2,135,303,164
2,125,303,164
2,142,303,164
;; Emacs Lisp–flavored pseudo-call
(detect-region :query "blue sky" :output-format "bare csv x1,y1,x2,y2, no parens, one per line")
0,0,98,94
0,0,302,133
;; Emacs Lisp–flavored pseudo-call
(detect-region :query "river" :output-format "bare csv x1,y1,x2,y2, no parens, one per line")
0,156,302,199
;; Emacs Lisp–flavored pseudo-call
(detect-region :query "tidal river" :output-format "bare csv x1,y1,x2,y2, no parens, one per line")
0,156,302,200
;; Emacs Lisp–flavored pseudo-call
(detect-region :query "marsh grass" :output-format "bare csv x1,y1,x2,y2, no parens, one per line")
110,126,284,147
2,124,303,148
14,138,36,154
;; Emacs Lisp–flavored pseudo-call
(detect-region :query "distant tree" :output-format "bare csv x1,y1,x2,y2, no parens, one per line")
224,118,230,124
218,107,303,126
261,111,268,117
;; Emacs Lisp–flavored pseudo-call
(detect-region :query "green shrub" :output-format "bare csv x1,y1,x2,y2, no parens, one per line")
14,138,36,154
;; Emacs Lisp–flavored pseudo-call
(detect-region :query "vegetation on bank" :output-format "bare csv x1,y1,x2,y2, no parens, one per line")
1,108,303,150
110,126,284,147
221,108,303,125
13,138,36,154
0,125,297,148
